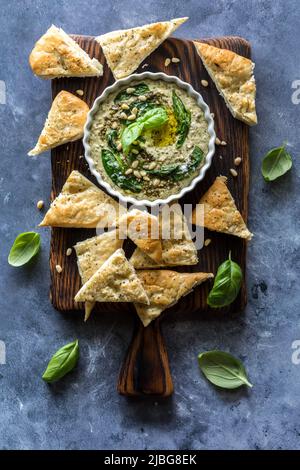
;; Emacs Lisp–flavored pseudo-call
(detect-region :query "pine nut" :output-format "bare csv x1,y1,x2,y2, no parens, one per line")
121,103,130,110
164,58,171,67
234,157,242,166
66,248,72,256
37,200,44,210
171,57,180,63
201,79,209,87
125,168,133,175
126,87,135,94
230,168,238,177
56,265,62,273
148,162,156,170
131,160,139,169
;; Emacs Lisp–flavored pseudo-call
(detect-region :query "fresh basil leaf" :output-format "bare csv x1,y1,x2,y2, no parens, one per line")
172,90,191,148
121,122,144,155
137,107,168,130
106,129,118,153
8,232,41,267
42,340,79,383
261,144,292,181
114,83,150,103
198,350,252,389
207,253,242,308
147,146,204,181
121,107,168,154
102,149,142,193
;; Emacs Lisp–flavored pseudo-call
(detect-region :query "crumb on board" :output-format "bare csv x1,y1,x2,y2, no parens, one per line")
164,58,171,67
66,248,72,256
56,264,63,273
204,238,212,247
76,89,84,96
36,200,44,210
234,157,242,166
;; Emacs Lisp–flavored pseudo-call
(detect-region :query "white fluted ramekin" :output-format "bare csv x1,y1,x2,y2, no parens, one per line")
83,72,216,207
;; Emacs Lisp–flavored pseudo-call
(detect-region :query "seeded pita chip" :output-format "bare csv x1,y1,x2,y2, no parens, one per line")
74,229,123,320
74,249,149,305
134,270,214,327
28,91,89,156
29,25,103,79
130,205,198,268
194,42,257,126
40,170,126,228
191,176,253,240
119,209,162,263
96,17,188,79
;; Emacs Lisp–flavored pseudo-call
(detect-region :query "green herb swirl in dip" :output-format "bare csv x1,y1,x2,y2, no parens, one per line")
88,79,210,201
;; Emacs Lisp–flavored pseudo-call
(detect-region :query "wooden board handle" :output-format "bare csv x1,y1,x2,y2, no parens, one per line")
117,318,174,397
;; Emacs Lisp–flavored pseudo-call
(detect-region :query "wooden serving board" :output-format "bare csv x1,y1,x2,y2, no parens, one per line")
50,35,251,396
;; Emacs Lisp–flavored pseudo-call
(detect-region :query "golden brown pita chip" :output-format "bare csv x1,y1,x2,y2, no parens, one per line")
74,229,123,320
191,176,253,240
130,205,197,268
28,91,89,156
40,170,126,228
194,42,257,126
134,270,213,326
96,17,188,79
74,249,149,305
29,25,103,79
119,209,162,263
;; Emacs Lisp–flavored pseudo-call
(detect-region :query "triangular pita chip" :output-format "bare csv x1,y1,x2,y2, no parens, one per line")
74,229,123,320
191,176,253,240
130,205,198,268
119,209,162,263
28,91,89,156
96,17,188,79
134,270,213,327
194,42,257,126
40,170,126,228
29,25,103,79
74,249,149,305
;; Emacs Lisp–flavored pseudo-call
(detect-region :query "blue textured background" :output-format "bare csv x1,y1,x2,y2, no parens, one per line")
0,0,300,450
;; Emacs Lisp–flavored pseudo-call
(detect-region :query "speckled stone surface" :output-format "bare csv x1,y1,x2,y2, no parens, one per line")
0,0,300,450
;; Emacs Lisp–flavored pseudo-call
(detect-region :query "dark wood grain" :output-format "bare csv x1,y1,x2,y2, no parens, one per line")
118,315,173,396
49,35,251,396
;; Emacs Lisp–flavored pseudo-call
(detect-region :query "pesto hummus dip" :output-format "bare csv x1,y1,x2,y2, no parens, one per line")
88,79,210,201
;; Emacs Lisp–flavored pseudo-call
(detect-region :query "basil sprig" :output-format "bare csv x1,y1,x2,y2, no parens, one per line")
147,146,204,181
8,231,41,267
261,144,292,181
207,253,242,308
198,350,252,389
114,83,150,103
101,149,142,193
172,90,191,148
121,107,168,154
42,340,79,383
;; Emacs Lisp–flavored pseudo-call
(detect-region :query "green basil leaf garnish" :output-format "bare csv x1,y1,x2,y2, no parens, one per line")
172,90,191,148
121,107,168,154
101,149,142,193
198,350,252,389
42,340,79,383
114,83,150,103
8,231,41,267
121,122,144,155
207,253,242,308
106,129,118,153
147,145,204,181
261,144,292,181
